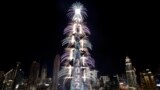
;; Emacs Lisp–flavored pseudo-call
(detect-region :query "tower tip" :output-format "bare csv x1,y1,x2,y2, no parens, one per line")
125,56,131,62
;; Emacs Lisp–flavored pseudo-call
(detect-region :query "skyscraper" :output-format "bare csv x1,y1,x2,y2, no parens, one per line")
59,2,96,90
12,62,22,90
0,71,4,89
125,56,137,90
28,61,40,90
140,69,157,90
110,75,119,90
52,54,60,90
40,65,47,84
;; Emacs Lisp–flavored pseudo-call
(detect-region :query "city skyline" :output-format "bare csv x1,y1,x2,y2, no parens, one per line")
0,0,159,77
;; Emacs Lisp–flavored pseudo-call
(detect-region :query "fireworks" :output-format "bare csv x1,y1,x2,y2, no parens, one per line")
59,2,96,90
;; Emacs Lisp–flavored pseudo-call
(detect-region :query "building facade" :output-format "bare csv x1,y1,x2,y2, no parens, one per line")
125,56,137,90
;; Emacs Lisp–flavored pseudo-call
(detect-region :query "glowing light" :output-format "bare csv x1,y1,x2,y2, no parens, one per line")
69,48,74,60
66,65,73,78
157,84,160,87
81,55,86,66
72,3,84,22
119,82,124,85
68,65,72,75
44,83,50,86
80,39,84,51
82,70,87,81
79,24,83,34
71,35,75,44
15,84,19,89
73,24,76,34
75,8,81,15
8,80,13,82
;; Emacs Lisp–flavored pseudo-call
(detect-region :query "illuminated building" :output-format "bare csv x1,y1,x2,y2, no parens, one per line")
125,56,137,90
155,74,160,89
28,61,40,90
12,62,24,90
1,62,21,90
155,64,160,89
140,69,156,90
100,76,110,85
52,54,60,90
58,2,96,90
109,75,120,90
39,65,47,85
36,65,53,90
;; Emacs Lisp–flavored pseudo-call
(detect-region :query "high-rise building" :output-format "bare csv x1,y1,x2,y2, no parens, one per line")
40,65,47,84
0,71,4,89
36,65,52,90
14,68,24,90
2,69,14,90
99,76,110,85
52,54,60,90
125,56,137,90
58,2,96,90
140,69,157,90
155,74,160,90
41,65,47,81
110,75,120,90
12,62,23,90
28,61,40,90
1,62,22,90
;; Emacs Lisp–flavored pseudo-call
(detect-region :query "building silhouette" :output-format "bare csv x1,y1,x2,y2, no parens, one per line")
110,75,120,90
0,62,22,90
0,71,5,89
28,61,40,90
125,56,137,90
140,69,156,90
52,54,60,90
40,65,47,85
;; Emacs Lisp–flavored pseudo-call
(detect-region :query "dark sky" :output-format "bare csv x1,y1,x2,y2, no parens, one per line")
0,0,159,77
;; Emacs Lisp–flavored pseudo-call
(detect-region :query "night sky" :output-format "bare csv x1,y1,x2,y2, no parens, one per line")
1,1,159,77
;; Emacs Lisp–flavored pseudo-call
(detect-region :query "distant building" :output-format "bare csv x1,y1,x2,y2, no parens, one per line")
155,74,160,90
40,65,47,84
125,56,137,90
52,54,60,90
100,76,110,82
140,69,157,90
28,61,40,90
0,71,5,89
110,75,120,90
36,65,53,90
1,62,22,90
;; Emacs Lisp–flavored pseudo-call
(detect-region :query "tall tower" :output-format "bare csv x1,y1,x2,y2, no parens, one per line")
28,61,40,90
40,65,47,84
125,56,137,90
59,2,96,90
52,54,60,90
